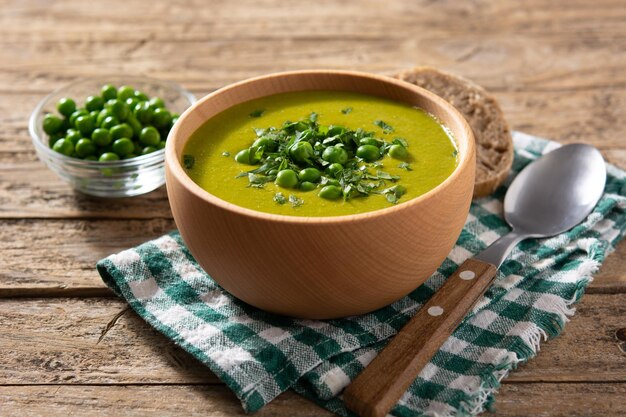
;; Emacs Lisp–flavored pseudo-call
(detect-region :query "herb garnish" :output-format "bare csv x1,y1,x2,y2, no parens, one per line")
221,151,231,157
341,107,353,114
398,162,412,171
273,192,287,204
183,154,195,169
249,109,265,118
233,112,412,205
374,119,394,134
288,194,304,207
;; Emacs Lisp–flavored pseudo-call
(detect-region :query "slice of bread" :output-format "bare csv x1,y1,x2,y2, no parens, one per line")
394,67,513,198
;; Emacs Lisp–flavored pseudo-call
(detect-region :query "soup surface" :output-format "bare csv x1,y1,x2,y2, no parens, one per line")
183,91,458,217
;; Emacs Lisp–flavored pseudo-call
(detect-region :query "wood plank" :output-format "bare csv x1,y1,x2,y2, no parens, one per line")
0,386,334,417
0,0,624,93
1,295,624,385
1,383,624,417
0,219,624,295
0,219,175,295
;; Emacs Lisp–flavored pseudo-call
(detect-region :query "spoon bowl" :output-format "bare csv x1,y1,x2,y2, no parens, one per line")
505,143,607,237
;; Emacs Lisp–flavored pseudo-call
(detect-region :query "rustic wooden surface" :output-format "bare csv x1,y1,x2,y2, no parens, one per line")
0,0,624,416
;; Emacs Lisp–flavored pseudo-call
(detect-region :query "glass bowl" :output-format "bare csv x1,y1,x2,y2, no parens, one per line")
29,76,196,197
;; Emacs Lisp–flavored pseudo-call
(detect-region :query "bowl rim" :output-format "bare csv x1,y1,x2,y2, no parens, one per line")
166,69,475,224
29,74,196,169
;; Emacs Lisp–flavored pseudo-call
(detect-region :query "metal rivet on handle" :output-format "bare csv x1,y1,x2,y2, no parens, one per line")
459,270,475,280
427,306,444,316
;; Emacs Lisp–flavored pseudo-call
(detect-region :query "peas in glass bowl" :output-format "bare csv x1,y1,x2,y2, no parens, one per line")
29,76,195,197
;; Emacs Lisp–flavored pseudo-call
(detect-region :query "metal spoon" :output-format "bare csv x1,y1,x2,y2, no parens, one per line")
344,143,607,417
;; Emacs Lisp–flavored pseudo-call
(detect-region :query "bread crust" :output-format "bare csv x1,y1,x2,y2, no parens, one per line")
394,67,513,198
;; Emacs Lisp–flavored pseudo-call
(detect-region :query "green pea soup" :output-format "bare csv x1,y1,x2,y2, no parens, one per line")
183,91,458,217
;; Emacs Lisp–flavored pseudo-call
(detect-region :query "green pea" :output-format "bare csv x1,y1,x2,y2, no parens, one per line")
65,129,82,145
326,163,343,177
388,144,408,160
96,109,112,126
75,115,95,136
57,97,76,117
122,153,137,160
112,138,134,156
43,114,63,135
149,96,165,109
85,95,104,112
75,138,96,158
101,116,119,130
139,126,160,146
106,99,130,121
275,169,298,188
300,181,317,192
319,185,342,200
134,90,149,101
327,125,346,136
152,108,172,129
356,145,380,162
157,140,167,149
133,101,153,124
289,141,314,164
299,167,321,183
124,96,137,108
110,123,133,140
101,84,117,100
48,132,63,147
52,138,74,156
325,178,340,187
234,149,255,164
133,141,143,155
84,155,98,161
171,114,180,125
117,85,135,101
322,146,348,165
125,112,143,136
359,137,382,147
91,128,111,146
99,152,120,162
69,109,88,127
252,137,277,151
141,146,158,155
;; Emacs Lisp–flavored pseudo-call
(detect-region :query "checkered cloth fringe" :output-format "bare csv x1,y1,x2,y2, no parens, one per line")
98,132,626,417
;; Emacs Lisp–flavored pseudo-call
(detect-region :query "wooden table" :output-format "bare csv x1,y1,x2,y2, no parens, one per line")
1,0,624,415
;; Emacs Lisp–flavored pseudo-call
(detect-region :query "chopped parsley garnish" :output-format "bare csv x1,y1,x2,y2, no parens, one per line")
249,109,265,118
183,154,195,169
273,192,287,204
233,112,412,206
452,149,458,157
398,162,412,171
374,119,394,134
221,151,230,157
288,194,304,207
341,107,353,114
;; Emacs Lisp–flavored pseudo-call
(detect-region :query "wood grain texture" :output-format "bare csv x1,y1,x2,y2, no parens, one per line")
0,383,625,417
1,295,624,385
344,259,497,417
1,0,625,414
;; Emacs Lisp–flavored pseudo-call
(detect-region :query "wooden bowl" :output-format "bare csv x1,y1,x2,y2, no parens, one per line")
165,70,475,319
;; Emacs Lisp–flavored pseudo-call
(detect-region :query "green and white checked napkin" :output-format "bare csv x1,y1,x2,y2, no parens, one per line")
98,133,626,417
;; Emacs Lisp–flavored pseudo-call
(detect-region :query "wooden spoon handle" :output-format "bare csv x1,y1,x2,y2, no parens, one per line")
343,258,497,417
